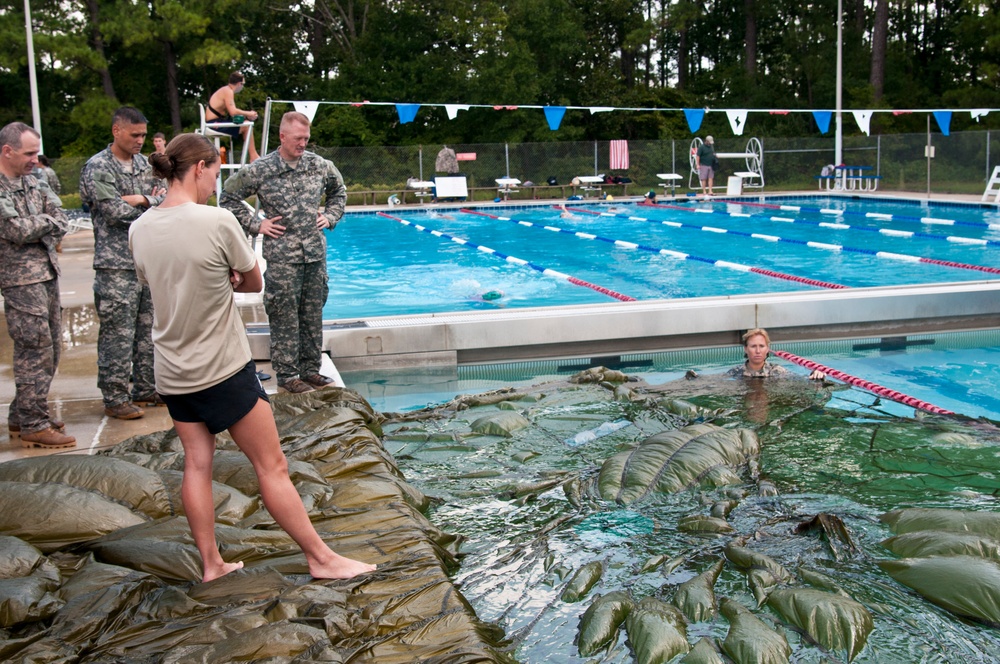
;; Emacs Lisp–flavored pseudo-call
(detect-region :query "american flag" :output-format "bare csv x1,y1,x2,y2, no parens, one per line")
610,140,629,170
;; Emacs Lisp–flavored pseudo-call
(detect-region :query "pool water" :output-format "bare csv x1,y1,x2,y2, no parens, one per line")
324,196,1000,320
343,329,1000,422
378,333,1000,663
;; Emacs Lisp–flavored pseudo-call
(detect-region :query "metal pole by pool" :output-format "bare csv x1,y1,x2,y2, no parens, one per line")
835,0,843,173
24,0,43,152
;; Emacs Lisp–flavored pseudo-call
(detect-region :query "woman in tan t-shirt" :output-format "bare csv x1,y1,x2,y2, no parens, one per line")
130,133,376,583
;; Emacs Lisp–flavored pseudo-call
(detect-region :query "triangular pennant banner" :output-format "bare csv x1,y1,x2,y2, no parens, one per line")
444,104,470,120
852,110,874,136
395,103,421,124
812,111,832,134
588,107,615,114
726,110,748,136
971,109,990,122
292,101,320,123
544,106,566,131
684,109,705,134
933,111,952,136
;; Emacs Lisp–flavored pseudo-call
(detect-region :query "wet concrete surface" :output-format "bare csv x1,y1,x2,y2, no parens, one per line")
0,229,276,462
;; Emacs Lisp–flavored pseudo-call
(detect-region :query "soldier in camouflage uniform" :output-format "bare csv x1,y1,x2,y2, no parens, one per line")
220,111,346,393
0,122,75,448
79,107,166,419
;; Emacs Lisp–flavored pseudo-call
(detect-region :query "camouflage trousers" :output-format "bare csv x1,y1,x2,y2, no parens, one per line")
93,269,155,407
3,279,61,434
263,260,328,383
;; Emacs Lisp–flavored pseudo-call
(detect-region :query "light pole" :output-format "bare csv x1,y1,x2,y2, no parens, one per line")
835,0,842,167
24,0,44,152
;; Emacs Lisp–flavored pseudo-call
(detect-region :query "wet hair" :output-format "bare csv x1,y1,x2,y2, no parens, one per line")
149,133,218,182
0,122,40,149
280,111,311,131
229,71,245,85
742,328,771,346
112,106,148,128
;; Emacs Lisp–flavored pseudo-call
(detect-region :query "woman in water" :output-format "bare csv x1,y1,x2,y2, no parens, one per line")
728,328,825,380
129,134,376,583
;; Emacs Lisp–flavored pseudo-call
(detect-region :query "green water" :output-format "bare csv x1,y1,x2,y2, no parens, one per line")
383,373,1000,663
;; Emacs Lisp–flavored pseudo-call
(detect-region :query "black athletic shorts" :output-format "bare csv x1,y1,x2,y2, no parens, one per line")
160,360,269,434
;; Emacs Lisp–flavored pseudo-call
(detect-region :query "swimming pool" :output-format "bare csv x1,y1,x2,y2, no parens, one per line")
323,195,1000,320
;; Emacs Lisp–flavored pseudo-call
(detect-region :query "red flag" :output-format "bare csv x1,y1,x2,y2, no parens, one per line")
610,140,629,170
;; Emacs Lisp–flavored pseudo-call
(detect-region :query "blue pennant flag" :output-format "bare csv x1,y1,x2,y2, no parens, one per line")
544,106,567,131
684,109,705,134
813,111,832,134
396,103,421,124
933,111,952,136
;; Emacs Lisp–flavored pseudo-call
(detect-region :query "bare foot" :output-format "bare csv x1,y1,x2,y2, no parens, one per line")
202,559,244,583
308,552,377,580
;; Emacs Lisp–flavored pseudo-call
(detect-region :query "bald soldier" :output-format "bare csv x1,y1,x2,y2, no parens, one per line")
0,122,75,448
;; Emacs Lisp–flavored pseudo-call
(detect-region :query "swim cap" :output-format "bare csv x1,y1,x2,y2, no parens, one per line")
482,290,503,301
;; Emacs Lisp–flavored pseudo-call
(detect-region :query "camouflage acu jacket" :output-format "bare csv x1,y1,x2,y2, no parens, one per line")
727,362,790,378
79,146,165,270
220,150,347,264
0,173,68,289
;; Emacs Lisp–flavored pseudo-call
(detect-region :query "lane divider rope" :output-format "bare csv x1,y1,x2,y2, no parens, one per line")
464,208,847,290
376,211,636,302
725,198,1000,231
697,201,999,248
587,204,1000,276
771,349,955,415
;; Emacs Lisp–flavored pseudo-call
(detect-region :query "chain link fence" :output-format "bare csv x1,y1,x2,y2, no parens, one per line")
51,130,1000,206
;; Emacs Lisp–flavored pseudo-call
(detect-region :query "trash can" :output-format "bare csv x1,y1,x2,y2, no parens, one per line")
727,176,743,196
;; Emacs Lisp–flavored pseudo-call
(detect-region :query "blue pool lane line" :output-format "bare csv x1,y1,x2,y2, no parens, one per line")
578,205,1000,277
375,212,637,302
692,201,1000,249
730,199,1000,231
463,209,848,290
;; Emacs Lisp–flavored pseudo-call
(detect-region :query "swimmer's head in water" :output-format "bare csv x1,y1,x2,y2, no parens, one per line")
482,290,504,301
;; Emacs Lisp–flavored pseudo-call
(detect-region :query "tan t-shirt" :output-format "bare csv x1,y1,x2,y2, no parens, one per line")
129,202,257,394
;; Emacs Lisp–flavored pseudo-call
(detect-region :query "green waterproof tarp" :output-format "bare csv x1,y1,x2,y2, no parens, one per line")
0,388,509,663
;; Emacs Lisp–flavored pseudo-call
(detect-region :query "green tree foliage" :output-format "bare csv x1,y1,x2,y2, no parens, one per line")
3,0,1000,157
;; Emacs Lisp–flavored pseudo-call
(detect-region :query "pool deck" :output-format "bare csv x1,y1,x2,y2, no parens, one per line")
2,189,998,463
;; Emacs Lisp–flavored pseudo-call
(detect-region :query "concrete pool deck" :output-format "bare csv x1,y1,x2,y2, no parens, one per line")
2,189,998,463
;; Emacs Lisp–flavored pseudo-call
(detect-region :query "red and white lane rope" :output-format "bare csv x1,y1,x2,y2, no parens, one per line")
771,349,955,415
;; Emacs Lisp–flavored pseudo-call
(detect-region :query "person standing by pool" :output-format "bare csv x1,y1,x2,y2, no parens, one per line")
130,133,376,583
695,136,716,198
0,122,75,448
728,328,825,380
79,106,166,420
220,111,346,394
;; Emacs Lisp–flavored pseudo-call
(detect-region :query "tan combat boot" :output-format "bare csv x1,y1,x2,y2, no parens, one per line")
21,427,76,449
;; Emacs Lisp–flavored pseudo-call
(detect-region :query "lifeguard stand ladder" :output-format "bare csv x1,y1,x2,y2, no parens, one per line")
982,166,1000,203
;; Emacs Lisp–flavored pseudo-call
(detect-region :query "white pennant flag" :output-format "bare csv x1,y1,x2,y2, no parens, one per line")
588,107,615,114
852,110,874,136
293,101,320,123
726,110,748,136
444,104,471,120
971,109,990,122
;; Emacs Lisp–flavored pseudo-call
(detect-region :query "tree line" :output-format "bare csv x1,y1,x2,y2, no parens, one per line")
2,0,999,158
